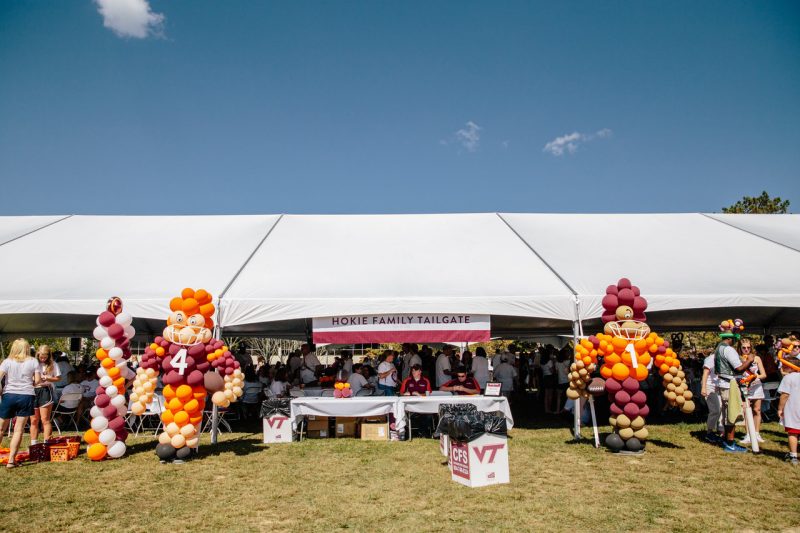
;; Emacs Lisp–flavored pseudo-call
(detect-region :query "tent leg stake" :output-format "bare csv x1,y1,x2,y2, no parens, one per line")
588,395,600,448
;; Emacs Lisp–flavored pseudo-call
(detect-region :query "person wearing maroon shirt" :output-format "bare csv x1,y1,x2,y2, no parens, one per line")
400,365,432,396
440,367,480,395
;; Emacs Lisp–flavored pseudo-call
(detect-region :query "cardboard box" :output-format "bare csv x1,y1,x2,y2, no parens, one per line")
360,422,389,441
306,429,329,438
306,418,329,431
449,434,509,488
336,417,358,437
263,415,293,444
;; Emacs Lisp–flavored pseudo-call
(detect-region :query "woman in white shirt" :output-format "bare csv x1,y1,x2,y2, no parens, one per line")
0,338,41,468
269,369,289,398
31,345,61,444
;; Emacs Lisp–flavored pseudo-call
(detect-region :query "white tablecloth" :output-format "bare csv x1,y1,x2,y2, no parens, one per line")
289,396,398,430
288,395,514,435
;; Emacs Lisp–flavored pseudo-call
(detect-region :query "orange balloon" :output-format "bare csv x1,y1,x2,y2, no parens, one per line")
182,298,199,314
659,363,670,375
189,415,203,426
635,365,649,381
101,358,115,369
638,353,652,367
155,347,165,357
649,344,658,354
611,363,630,381
107,367,120,379
181,287,195,299
621,351,632,365
605,353,621,366
163,385,176,400
195,289,211,305
161,410,174,424
174,411,189,426
200,303,215,317
654,354,666,365
96,348,108,360
176,385,193,401
600,366,613,379
170,297,184,312
184,399,200,414
87,443,107,461
168,397,184,411
83,428,100,444
113,377,126,389
192,386,206,400
634,339,648,352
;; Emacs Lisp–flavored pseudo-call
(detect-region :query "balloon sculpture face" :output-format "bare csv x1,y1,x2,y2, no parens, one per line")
135,288,243,462
568,278,695,453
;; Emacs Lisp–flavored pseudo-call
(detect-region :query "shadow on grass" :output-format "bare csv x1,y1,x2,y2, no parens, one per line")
123,432,264,458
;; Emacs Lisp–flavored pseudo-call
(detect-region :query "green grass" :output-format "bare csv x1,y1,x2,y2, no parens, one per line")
1,421,799,532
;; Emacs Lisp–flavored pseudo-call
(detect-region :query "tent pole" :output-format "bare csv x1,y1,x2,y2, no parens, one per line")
572,318,581,440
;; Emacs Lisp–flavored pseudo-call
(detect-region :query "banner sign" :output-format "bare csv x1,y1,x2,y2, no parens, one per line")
312,314,491,344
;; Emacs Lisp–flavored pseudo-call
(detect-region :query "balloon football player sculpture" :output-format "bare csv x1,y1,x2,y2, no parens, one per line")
136,288,244,463
567,278,695,453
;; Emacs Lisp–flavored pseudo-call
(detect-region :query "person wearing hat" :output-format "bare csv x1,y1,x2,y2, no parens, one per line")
714,319,755,453
400,364,431,396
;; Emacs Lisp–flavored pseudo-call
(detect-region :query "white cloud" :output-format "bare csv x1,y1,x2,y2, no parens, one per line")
94,0,165,39
543,128,613,156
454,121,481,152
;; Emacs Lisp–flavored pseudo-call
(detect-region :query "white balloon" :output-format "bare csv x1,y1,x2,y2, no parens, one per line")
106,385,118,398
99,428,116,446
100,337,115,350
90,406,102,419
93,326,107,341
115,312,133,326
124,325,136,339
110,394,126,407
99,376,113,388
109,347,123,360
91,416,109,432
117,405,127,417
107,440,126,459
96,367,108,378
124,366,136,379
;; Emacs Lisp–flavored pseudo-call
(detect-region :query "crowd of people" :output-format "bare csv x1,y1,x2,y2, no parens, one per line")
2,334,800,465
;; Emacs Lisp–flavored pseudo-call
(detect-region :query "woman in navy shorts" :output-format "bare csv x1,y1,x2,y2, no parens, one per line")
0,339,41,468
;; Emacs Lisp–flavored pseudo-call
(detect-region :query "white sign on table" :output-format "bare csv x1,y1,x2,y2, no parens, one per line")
484,383,502,396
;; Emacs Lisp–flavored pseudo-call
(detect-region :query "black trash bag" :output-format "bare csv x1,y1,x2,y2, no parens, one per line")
260,398,291,419
446,411,507,442
433,403,478,437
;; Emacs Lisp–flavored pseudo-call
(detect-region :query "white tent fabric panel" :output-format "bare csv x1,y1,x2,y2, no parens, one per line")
219,213,577,327
0,215,281,322
0,216,68,245
705,214,800,252
499,213,800,321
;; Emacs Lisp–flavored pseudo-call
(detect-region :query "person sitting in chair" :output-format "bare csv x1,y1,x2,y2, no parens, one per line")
440,366,480,395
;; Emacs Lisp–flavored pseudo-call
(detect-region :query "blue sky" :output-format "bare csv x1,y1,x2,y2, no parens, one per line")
0,1,798,215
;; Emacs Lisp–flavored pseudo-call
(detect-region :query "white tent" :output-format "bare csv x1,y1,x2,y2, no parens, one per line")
0,213,798,338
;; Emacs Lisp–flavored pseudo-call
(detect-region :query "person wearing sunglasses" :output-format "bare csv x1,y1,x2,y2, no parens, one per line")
439,366,480,395
739,338,767,445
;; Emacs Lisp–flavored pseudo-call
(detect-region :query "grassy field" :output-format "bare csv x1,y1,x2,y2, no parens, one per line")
1,419,799,532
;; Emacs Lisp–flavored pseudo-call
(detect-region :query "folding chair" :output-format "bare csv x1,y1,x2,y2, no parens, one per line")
761,382,780,422
52,392,83,435
202,407,232,433
127,395,164,437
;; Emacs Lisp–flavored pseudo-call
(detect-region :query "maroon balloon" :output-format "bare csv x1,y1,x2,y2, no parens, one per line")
602,313,617,324
169,343,182,355
610,403,623,416
196,361,210,373
96,386,106,397
107,323,125,339
606,285,619,295
631,391,647,406
162,355,173,371
115,428,129,441
94,394,111,408
154,336,164,344
614,390,631,405
102,405,118,418
618,288,635,306
205,344,214,353
617,278,632,289
187,370,204,386
632,296,648,313
605,378,622,393
224,367,234,375
98,311,116,327
639,405,650,417
108,416,125,431
233,361,240,369
632,286,640,297
188,344,205,356
623,402,640,418
163,370,181,385
622,377,639,394
602,294,619,311
116,338,130,350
